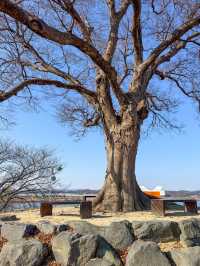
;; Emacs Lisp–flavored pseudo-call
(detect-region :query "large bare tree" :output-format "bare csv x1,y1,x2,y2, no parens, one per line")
0,0,199,211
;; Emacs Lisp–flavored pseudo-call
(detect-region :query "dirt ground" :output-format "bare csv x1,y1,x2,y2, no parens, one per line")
2,206,200,226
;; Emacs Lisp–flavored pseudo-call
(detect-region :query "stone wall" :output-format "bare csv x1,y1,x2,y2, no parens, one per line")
0,217,200,265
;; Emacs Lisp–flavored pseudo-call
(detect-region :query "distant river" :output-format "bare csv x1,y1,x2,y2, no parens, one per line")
0,193,86,212
0,202,80,212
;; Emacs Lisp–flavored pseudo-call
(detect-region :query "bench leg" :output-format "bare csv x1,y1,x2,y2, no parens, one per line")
151,200,165,216
40,202,53,217
80,201,92,219
184,201,198,214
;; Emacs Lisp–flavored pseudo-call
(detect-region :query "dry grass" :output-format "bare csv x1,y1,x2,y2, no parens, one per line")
48,262,61,266
159,241,184,252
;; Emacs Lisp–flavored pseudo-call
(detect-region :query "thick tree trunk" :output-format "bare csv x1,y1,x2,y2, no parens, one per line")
93,123,150,212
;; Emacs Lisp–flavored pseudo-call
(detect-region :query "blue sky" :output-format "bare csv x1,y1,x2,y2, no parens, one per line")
0,98,200,191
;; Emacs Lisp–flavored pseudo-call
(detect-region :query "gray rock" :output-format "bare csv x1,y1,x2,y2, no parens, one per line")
86,258,115,266
0,239,48,266
37,221,56,234
96,235,123,266
132,220,180,243
52,231,97,266
1,223,38,241
179,219,200,246
68,220,133,250
57,224,70,233
0,215,18,222
103,221,134,250
125,240,171,266
52,230,122,266
169,246,200,266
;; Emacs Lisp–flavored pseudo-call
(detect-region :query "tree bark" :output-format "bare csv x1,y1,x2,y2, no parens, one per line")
93,121,150,212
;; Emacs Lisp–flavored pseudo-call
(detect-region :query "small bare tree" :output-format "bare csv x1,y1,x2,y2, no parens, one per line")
0,1,199,211
0,140,61,210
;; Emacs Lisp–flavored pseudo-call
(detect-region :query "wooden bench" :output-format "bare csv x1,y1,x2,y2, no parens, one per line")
151,198,198,216
40,195,96,219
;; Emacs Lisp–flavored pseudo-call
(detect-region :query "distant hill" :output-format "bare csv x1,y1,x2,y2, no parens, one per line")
52,189,99,194
166,190,200,198
53,188,200,198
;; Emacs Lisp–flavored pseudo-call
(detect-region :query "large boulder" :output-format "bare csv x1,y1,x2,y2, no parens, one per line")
125,240,171,266
86,258,115,266
1,223,38,241
68,220,133,250
37,221,57,235
52,231,123,266
103,221,134,250
52,231,97,266
168,246,200,266
132,220,180,243
179,219,200,247
0,239,48,266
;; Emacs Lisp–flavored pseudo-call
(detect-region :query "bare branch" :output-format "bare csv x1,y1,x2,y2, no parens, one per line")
83,113,101,127
0,0,126,106
143,15,200,70
104,0,131,62
155,69,200,110
155,32,200,66
151,0,170,15
131,0,143,65
58,97,100,139
51,0,92,42
14,32,82,85
0,78,98,105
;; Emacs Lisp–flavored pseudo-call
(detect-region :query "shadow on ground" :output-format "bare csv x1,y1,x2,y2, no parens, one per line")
55,212,112,219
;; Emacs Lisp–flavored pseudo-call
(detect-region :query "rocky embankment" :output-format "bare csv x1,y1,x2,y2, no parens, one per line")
0,215,200,265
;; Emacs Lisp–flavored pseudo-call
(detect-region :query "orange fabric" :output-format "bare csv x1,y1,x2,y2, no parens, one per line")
144,191,161,198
